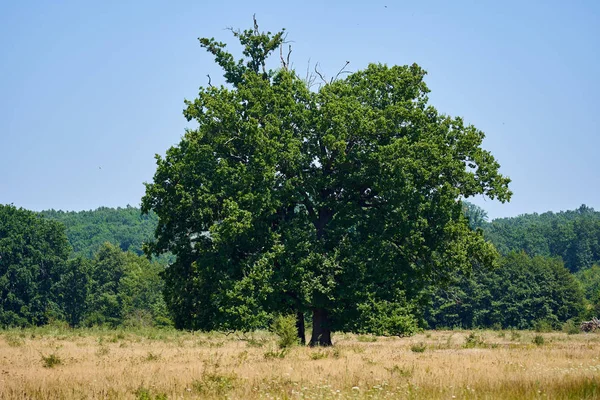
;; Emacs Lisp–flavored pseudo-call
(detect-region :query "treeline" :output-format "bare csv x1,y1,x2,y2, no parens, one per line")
425,252,584,330
2,202,600,331
40,206,159,258
424,203,600,330
0,205,169,328
482,204,600,272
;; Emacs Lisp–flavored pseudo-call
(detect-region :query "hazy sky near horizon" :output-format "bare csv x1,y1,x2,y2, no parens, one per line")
1,1,598,220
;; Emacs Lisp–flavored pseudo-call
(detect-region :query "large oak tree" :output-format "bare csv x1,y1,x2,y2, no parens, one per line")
142,20,511,345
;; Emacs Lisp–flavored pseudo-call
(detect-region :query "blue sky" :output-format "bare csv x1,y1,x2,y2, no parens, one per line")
1,0,598,220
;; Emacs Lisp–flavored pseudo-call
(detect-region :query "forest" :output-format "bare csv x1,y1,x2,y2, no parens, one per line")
1,202,598,332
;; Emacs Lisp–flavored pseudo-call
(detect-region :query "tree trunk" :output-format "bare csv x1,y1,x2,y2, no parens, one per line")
296,312,306,345
309,308,332,346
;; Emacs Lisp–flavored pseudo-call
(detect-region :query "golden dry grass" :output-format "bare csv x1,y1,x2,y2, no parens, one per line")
1,327,599,399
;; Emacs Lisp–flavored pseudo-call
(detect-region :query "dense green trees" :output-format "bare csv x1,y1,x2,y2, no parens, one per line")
4,200,591,331
426,252,585,329
83,243,170,327
483,205,600,272
0,205,71,326
40,206,160,258
142,21,511,345
0,205,169,328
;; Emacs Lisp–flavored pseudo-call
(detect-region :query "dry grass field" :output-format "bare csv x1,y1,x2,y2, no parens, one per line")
1,326,599,399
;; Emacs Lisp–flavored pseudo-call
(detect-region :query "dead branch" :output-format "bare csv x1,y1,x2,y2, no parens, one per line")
314,63,328,86
332,61,351,82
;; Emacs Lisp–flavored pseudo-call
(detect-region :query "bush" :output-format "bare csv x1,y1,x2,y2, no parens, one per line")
355,298,420,336
562,319,580,335
41,353,62,368
533,319,555,333
410,343,427,353
464,332,485,348
271,314,298,349
533,334,545,346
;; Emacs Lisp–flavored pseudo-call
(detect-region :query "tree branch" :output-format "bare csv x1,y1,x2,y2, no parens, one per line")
332,61,351,83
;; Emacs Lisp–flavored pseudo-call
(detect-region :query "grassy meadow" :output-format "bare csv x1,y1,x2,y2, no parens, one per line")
1,326,599,399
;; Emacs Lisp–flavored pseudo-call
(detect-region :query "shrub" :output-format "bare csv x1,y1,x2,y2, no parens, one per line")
562,320,580,335
192,372,237,395
271,314,298,349
464,332,485,348
41,353,62,368
533,319,555,333
510,330,521,341
533,334,545,346
410,343,427,353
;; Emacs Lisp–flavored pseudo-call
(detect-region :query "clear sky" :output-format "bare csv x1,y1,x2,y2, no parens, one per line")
1,1,598,220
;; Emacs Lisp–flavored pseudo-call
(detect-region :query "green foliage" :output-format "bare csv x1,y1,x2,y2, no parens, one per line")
462,201,488,230
83,243,171,328
562,319,580,335
142,19,511,342
263,348,288,359
353,296,420,336
575,264,600,318
135,387,168,400
464,332,485,348
310,349,329,359
271,314,298,349
532,334,545,346
55,257,91,327
39,206,164,260
0,205,71,327
426,252,585,330
40,352,62,368
356,335,377,342
533,319,555,333
483,205,600,273
192,372,237,395
410,343,427,353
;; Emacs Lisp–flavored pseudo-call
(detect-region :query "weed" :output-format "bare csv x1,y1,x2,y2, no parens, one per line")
236,350,249,364
192,372,237,395
410,342,426,353
96,345,110,357
134,386,167,400
4,333,24,347
533,335,545,346
245,337,267,348
464,332,485,348
41,353,62,368
310,350,329,360
145,352,161,361
386,365,414,377
357,335,377,342
348,344,365,353
332,346,342,359
510,330,521,341
264,348,288,359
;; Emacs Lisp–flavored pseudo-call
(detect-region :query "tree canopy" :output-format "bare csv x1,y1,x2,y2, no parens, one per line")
0,205,71,326
483,204,600,272
40,206,160,259
142,20,511,345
